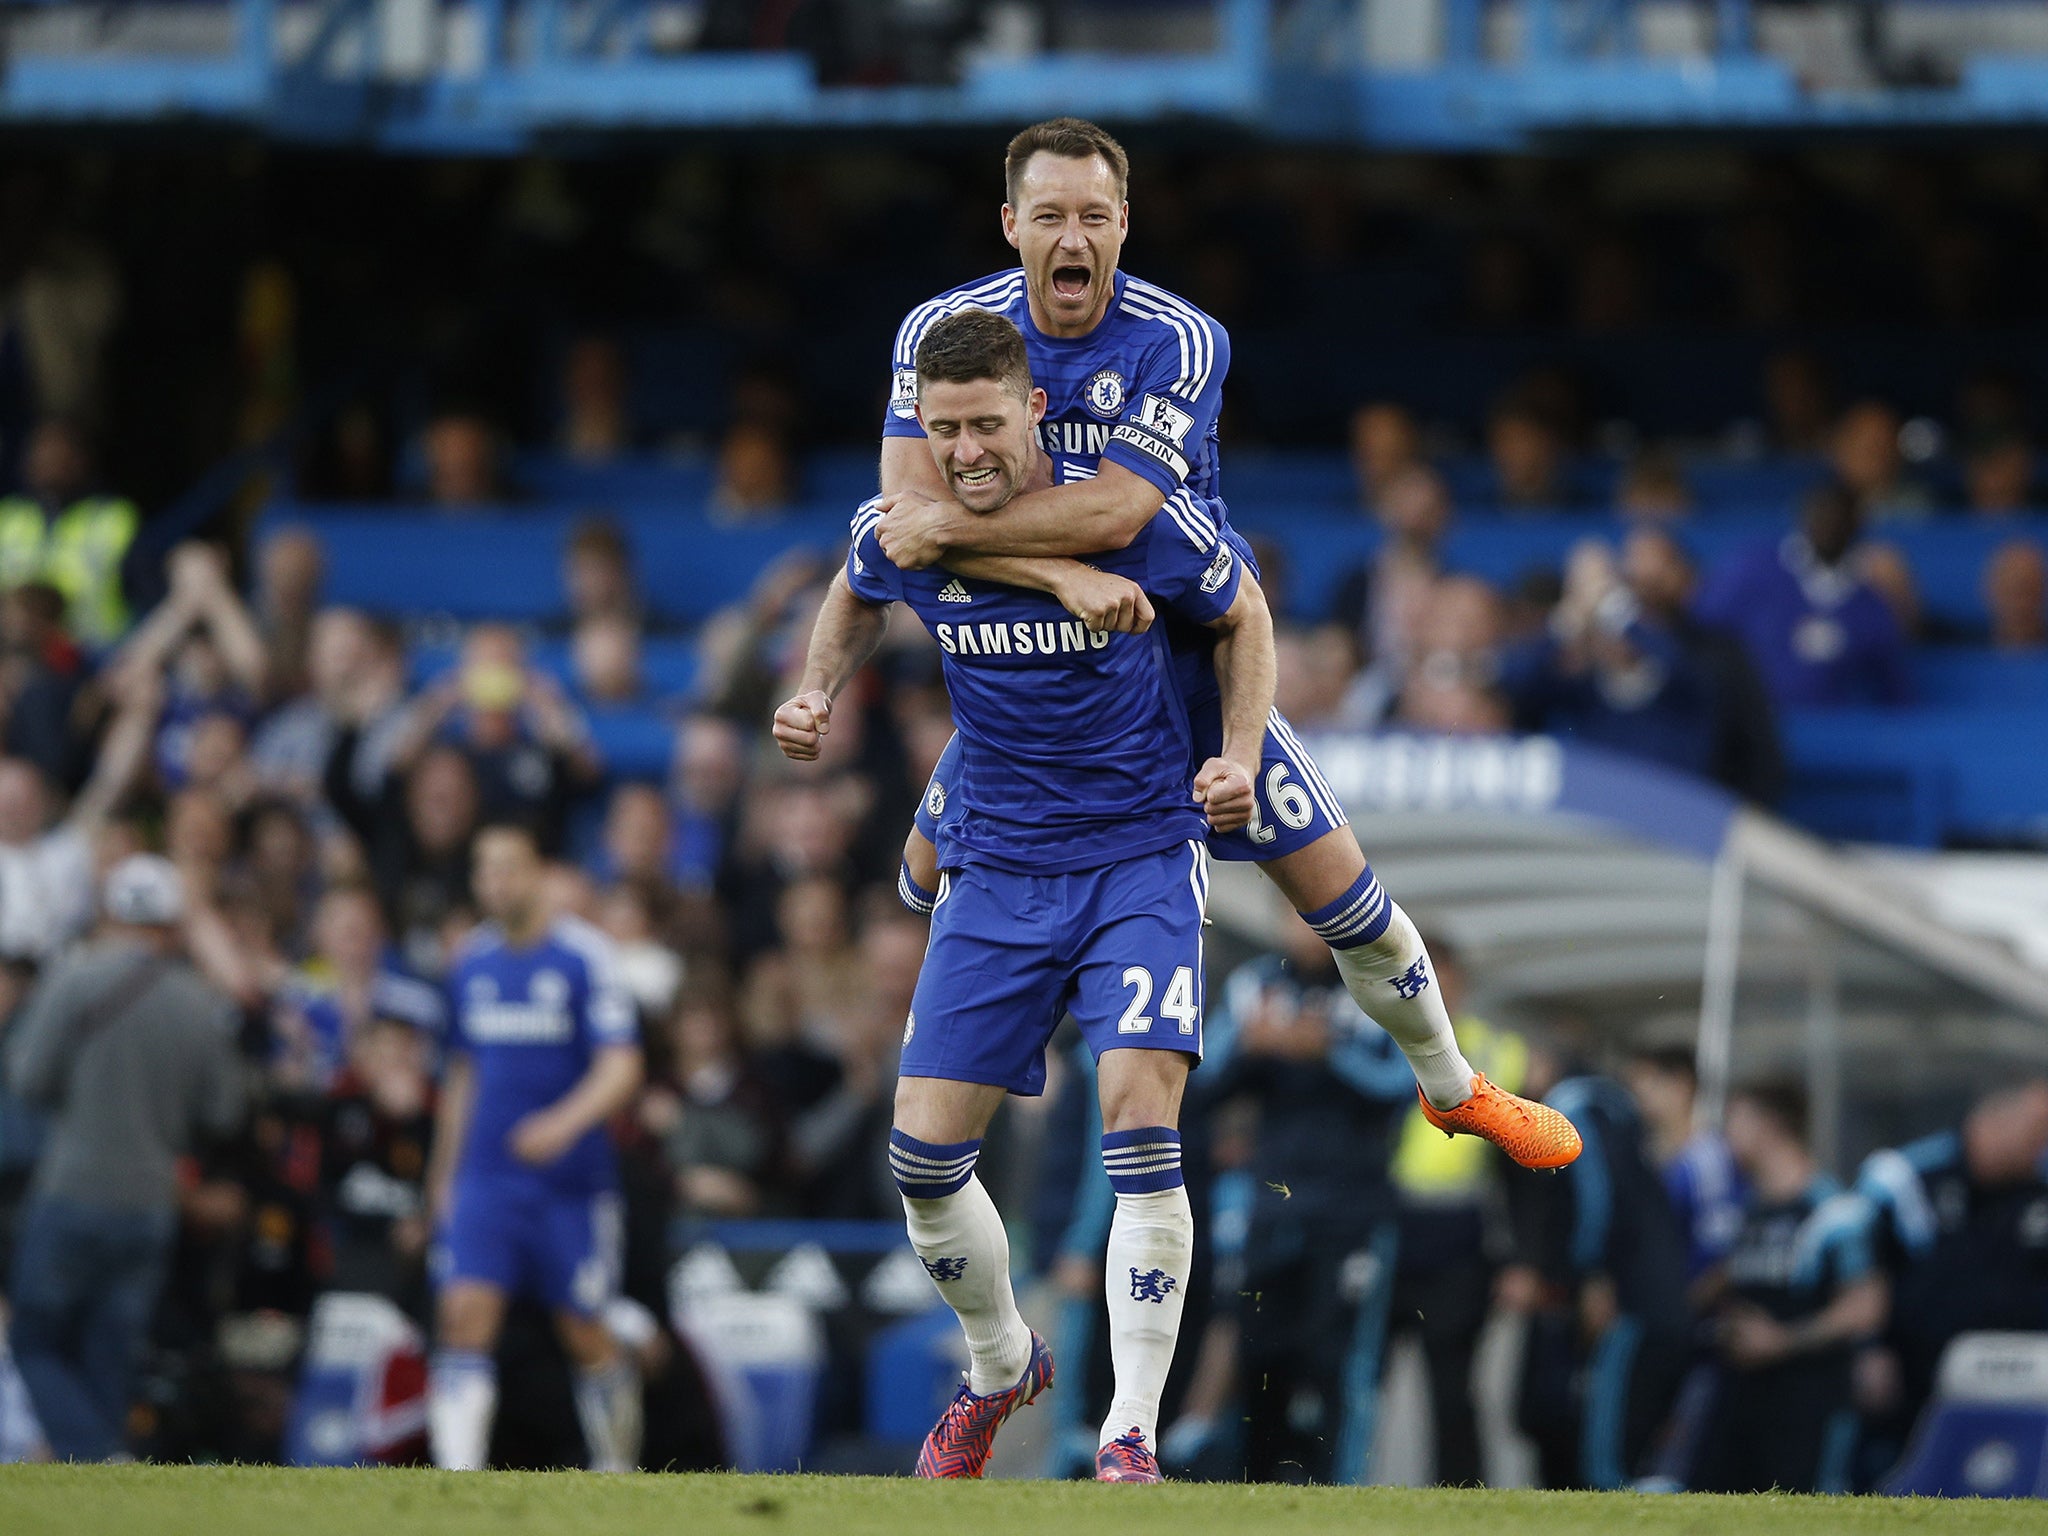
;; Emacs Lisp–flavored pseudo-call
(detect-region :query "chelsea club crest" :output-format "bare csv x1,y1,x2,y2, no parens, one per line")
1084,369,1126,419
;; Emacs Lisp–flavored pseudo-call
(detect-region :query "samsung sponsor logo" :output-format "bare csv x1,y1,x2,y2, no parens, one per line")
463,1002,575,1044
1039,420,1113,457
935,620,1112,657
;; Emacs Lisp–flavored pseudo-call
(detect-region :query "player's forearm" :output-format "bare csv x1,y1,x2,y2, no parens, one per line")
944,476,1158,559
1209,576,1276,770
547,1046,645,1142
426,1057,475,1205
942,552,1088,598
799,573,891,700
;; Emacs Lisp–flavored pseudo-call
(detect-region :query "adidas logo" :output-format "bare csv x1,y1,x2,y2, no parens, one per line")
937,579,972,604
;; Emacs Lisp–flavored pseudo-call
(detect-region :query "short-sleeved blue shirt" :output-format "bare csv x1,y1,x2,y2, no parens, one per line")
447,916,638,1196
849,488,1242,874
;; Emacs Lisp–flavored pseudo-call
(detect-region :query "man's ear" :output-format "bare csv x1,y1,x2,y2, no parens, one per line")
1028,387,1047,427
1002,203,1020,251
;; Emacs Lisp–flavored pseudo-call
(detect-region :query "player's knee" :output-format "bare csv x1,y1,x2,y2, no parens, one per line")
555,1311,618,1371
437,1283,503,1351
893,1075,1000,1146
1097,1049,1189,1135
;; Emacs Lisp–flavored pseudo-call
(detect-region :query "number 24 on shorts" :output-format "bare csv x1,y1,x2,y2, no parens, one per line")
1245,764,1314,846
1118,965,1198,1035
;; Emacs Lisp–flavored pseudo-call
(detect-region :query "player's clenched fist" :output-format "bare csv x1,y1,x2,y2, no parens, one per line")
1055,566,1155,634
772,689,833,760
1192,756,1255,833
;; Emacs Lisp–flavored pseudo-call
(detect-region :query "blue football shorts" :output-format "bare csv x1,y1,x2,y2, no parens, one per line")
915,707,1348,865
900,839,1211,1096
435,1175,623,1316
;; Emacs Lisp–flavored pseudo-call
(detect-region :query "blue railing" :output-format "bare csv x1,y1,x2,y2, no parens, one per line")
11,0,2048,148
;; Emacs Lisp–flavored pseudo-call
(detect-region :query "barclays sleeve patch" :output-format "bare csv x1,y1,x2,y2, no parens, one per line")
890,368,920,419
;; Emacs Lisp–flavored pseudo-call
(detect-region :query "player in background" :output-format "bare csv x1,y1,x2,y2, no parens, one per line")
872,117,1578,1172
424,823,646,1472
774,309,1274,1482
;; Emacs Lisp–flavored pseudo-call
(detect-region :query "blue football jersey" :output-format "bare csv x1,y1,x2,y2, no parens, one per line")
447,916,638,1196
884,269,1229,502
849,488,1242,874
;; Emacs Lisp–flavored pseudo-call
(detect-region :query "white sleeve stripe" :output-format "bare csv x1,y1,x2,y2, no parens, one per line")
1119,294,1199,397
1162,491,1216,550
1163,499,1212,550
1123,279,1219,396
894,275,1027,366
1169,489,1217,541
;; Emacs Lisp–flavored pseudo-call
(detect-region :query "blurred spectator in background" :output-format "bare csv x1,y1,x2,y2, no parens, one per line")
562,520,639,630
669,714,746,896
1855,542,1923,643
1204,915,1414,1484
1763,350,1834,455
1484,394,1572,512
326,740,479,976
1615,452,1693,523
1333,464,1449,687
423,411,508,509
251,608,409,809
317,1015,436,1313
641,985,784,1218
1831,401,1934,525
1395,575,1511,734
272,883,444,1093
1502,1052,1689,1490
1961,431,2038,516
1697,1083,1885,1495
560,336,631,462
572,614,644,708
3,856,244,1461
1624,1047,1745,1294
0,417,141,650
0,674,155,961
0,582,89,789
1349,402,1423,510
1388,936,1521,1489
593,783,676,893
1272,624,1365,733
1855,1082,2048,1463
1696,485,1912,708
385,625,601,854
253,529,325,703
116,543,270,791
710,421,793,521
1984,539,2047,650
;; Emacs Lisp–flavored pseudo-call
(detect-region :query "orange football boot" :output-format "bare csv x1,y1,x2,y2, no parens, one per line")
1418,1073,1582,1170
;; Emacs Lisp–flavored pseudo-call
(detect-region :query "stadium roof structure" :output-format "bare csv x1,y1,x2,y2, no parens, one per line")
15,0,2048,151
1206,733,2048,1166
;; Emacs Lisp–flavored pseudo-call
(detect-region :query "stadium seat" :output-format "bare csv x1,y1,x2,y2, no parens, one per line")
1884,1333,2048,1498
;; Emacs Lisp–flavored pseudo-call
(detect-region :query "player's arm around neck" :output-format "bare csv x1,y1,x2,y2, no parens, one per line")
772,571,890,762
880,460,1161,564
1195,572,1275,834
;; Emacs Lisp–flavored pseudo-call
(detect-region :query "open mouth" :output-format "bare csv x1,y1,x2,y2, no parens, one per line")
955,465,1000,491
1051,265,1091,302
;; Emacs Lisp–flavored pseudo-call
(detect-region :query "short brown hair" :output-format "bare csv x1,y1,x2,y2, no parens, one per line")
1731,1078,1809,1143
914,310,1033,402
1004,117,1129,205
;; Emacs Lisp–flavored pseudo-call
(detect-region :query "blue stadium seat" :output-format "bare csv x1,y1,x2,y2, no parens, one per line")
1885,1333,2048,1498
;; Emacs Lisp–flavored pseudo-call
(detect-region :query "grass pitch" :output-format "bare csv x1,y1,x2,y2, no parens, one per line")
1,1464,2043,1536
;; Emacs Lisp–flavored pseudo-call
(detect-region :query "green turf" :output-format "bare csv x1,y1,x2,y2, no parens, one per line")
2,1465,2045,1536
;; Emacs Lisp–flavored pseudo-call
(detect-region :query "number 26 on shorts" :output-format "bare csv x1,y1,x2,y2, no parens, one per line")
1245,764,1315,846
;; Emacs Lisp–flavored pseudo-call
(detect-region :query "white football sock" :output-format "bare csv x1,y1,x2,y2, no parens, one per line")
901,1175,1033,1395
428,1349,497,1471
1099,1184,1193,1450
1331,900,1475,1110
572,1356,643,1473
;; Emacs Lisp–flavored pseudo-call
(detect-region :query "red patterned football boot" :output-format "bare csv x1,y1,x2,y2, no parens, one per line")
1094,1428,1163,1483
914,1331,1055,1479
